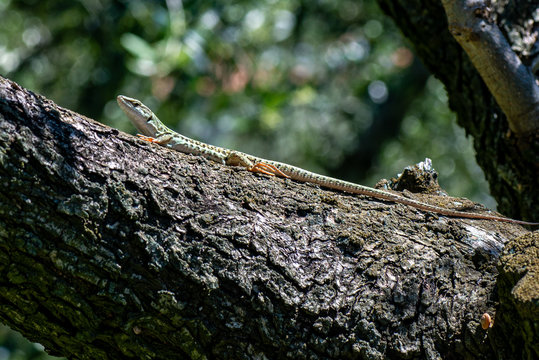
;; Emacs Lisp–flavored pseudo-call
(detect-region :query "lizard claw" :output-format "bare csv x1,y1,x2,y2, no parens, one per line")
137,134,173,145
137,134,158,143
249,163,290,178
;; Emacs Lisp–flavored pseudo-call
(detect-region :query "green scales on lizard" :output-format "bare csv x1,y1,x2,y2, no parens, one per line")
117,95,538,226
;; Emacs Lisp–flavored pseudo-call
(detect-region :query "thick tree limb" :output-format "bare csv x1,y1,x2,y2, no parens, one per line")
0,76,535,359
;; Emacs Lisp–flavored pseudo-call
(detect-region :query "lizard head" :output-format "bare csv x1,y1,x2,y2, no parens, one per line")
117,95,166,137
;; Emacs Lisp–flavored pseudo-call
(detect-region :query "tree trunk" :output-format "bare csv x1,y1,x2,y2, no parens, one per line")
0,76,536,359
376,0,539,222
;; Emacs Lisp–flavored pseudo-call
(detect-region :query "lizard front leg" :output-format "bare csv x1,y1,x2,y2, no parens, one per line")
226,151,289,178
137,133,174,145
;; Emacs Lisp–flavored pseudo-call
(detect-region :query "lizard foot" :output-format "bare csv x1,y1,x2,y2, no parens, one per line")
225,151,289,178
137,134,173,145
249,163,290,178
137,134,158,143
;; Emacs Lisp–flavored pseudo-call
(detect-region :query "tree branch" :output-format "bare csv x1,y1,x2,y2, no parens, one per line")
376,0,538,225
0,76,534,358
441,0,539,136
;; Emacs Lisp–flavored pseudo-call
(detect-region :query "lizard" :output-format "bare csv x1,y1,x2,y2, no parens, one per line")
117,95,538,226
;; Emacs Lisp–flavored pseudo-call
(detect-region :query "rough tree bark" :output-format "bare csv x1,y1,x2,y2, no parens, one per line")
376,0,539,222
0,75,537,360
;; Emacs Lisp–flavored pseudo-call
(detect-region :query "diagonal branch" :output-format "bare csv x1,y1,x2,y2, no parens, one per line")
441,0,539,136
0,75,534,359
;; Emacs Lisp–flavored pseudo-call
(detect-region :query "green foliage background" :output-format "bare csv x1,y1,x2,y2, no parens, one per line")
0,0,493,358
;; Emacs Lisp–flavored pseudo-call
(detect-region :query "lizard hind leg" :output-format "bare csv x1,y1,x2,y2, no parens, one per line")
225,151,289,178
225,151,254,167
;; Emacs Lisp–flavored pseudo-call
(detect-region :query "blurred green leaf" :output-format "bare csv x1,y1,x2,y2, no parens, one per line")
120,33,156,60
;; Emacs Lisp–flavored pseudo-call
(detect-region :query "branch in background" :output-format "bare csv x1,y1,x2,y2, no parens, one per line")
441,0,539,136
